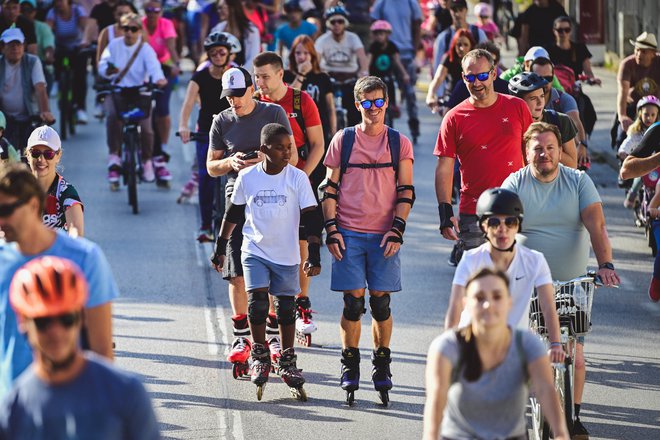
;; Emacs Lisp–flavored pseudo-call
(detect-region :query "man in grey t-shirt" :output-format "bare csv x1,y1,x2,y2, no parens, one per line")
207,67,295,367
501,121,619,439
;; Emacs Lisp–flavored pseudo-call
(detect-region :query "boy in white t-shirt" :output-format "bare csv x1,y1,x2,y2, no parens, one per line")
211,123,321,400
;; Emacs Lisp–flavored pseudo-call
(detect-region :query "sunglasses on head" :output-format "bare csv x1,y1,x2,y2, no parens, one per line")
359,98,386,109
330,19,345,25
486,217,519,229
0,198,27,217
122,25,140,33
554,27,571,34
29,149,57,160
33,312,80,332
145,6,161,12
463,69,492,83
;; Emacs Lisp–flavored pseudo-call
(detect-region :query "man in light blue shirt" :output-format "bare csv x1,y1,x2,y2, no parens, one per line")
275,0,317,55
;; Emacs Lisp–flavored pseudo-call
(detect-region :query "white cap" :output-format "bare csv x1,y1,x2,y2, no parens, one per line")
27,126,61,151
220,67,253,99
1,27,25,44
524,46,550,62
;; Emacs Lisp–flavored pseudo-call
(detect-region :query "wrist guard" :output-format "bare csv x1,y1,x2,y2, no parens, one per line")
386,228,403,244
438,203,454,229
392,216,406,234
211,237,229,265
324,218,337,231
326,230,341,245
307,242,321,267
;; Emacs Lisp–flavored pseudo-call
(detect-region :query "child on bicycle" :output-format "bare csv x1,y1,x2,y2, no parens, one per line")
0,111,20,164
618,95,660,208
210,123,322,398
474,2,501,43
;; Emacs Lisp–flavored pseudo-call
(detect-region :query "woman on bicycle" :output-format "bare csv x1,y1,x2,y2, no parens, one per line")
178,31,237,242
25,125,84,236
208,0,260,72
95,0,138,65
46,0,90,124
423,267,569,440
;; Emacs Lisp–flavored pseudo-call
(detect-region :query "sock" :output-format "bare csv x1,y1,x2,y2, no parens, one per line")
266,313,279,338
574,403,581,418
232,314,249,339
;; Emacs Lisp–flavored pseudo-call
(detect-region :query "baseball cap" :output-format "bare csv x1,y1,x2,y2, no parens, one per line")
27,126,61,152
19,0,36,7
221,67,253,99
1,27,25,44
449,0,468,10
524,46,550,62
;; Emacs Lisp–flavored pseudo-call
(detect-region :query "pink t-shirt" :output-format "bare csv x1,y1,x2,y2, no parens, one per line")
142,17,177,64
324,126,414,234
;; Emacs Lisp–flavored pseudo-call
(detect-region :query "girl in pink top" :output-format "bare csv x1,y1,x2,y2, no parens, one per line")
474,2,501,43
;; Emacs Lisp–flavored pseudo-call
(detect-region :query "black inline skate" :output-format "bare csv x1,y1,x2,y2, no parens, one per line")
372,347,392,407
250,342,271,401
340,347,360,406
278,347,307,401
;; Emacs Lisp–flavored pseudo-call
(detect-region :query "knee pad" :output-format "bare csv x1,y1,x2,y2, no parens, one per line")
343,294,366,322
247,291,269,325
369,295,391,322
274,296,296,326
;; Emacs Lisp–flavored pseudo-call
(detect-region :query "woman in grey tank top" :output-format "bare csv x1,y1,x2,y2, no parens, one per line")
423,268,569,440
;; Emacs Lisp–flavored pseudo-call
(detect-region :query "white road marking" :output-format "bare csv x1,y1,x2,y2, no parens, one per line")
204,307,219,355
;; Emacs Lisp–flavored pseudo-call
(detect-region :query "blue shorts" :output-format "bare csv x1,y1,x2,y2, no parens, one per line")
330,227,401,292
242,254,300,297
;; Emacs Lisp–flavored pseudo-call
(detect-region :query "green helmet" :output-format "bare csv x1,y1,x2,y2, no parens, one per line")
0,111,6,130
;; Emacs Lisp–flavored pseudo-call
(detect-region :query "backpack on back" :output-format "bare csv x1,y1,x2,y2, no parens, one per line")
339,126,401,183
553,64,576,96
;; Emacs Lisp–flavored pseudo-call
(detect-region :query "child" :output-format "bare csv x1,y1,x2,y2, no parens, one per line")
474,2,501,42
368,20,409,120
0,111,19,164
618,95,660,208
210,123,322,400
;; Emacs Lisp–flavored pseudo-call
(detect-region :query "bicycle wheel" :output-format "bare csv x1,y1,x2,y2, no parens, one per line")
563,357,574,435
529,394,545,440
125,129,139,214
59,82,68,141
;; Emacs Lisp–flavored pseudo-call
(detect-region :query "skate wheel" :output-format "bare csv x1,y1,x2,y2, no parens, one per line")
232,364,239,379
291,387,307,402
256,384,265,401
110,183,119,192
378,390,389,407
304,334,311,347
346,391,355,406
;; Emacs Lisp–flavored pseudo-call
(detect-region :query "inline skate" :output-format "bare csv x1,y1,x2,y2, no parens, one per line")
295,296,317,347
372,347,392,406
278,347,307,401
250,343,271,401
340,347,360,406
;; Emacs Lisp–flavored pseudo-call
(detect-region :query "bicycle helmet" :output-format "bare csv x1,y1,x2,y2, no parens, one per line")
204,31,242,54
370,20,392,33
508,72,548,97
0,111,5,130
10,256,88,319
636,95,660,112
283,0,302,13
476,187,524,224
474,2,492,18
323,5,349,21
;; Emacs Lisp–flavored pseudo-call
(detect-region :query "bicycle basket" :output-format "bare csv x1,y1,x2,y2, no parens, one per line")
554,279,594,335
528,292,547,337
113,87,153,121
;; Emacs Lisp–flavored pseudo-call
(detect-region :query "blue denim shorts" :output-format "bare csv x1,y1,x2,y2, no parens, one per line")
242,254,300,297
330,227,401,292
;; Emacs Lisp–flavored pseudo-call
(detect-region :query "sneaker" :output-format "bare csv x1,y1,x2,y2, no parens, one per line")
197,228,214,243
649,277,660,302
142,160,155,182
107,154,122,183
76,109,88,125
94,102,106,119
153,156,172,181
572,418,589,440
447,244,459,267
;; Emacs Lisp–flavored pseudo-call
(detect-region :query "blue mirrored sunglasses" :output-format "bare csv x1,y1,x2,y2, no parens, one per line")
464,69,492,83
359,98,386,109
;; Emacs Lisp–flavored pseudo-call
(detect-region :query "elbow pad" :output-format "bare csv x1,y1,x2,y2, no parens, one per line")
224,201,246,224
301,208,323,239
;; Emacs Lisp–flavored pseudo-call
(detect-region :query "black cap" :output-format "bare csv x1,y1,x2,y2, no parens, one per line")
449,0,468,10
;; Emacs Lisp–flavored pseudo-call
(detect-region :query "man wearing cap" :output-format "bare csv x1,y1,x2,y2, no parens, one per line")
501,46,565,92
0,27,54,152
616,32,660,145
0,163,119,397
0,0,37,54
207,66,297,365
0,256,159,439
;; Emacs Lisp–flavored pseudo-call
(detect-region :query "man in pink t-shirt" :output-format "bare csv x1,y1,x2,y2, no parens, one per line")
434,48,532,266
320,76,414,405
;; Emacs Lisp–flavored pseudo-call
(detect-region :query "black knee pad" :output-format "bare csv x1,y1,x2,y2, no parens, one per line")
247,291,269,325
369,295,391,322
274,295,296,326
343,294,366,322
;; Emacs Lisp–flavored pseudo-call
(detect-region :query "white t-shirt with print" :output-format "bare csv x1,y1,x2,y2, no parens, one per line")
315,31,363,74
232,163,317,266
452,243,553,329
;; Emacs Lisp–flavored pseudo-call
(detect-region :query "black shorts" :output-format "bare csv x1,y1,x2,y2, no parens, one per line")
222,189,245,280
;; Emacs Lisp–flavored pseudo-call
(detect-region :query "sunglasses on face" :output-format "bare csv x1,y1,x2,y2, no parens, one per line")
554,27,571,34
33,312,80,332
145,7,161,13
359,98,386,109
486,217,519,229
122,25,140,33
330,19,345,25
0,198,27,217
541,75,554,83
29,149,57,160
463,69,492,83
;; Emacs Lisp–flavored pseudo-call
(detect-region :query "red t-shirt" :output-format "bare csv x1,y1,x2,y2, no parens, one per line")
259,86,322,170
434,93,533,214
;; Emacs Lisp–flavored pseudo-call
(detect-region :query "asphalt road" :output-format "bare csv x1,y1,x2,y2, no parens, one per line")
55,67,660,440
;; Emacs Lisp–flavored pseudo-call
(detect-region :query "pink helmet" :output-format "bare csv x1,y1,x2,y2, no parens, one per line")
637,95,660,111
474,2,492,18
370,20,392,33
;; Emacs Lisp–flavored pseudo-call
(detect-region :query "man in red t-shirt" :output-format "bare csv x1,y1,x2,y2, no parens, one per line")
434,48,533,265
253,51,325,346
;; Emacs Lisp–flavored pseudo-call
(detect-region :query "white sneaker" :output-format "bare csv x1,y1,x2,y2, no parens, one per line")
142,160,155,182
94,102,106,119
76,109,88,125
296,315,318,334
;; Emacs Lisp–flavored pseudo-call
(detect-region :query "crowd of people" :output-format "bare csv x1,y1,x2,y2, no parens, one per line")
0,0,657,438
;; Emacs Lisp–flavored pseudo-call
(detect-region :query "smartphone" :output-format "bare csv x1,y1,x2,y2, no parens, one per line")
242,151,259,160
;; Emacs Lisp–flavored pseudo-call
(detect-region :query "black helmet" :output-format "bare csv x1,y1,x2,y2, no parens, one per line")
508,72,548,97
476,188,524,222
283,0,302,13
204,32,242,54
324,5,349,21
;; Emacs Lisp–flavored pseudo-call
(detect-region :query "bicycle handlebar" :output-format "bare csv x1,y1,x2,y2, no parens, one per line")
553,272,619,289
175,131,209,141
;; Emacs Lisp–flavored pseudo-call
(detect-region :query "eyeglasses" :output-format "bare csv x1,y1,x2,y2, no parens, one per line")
554,27,571,34
122,26,140,33
28,149,57,160
330,19,345,25
463,69,492,83
541,75,554,83
486,217,519,229
145,7,161,13
359,98,386,109
0,198,27,217
208,48,229,58
33,312,80,332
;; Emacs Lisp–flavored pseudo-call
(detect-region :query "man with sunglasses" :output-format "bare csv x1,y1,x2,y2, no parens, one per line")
1,256,159,439
0,163,119,398
502,122,620,439
434,48,532,266
547,16,600,85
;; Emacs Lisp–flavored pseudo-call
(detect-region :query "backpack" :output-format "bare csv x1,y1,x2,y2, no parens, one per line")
545,108,561,129
339,126,401,184
553,64,576,96
444,24,481,52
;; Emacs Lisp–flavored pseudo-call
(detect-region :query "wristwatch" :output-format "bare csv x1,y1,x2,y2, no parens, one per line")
598,262,615,270
579,141,588,148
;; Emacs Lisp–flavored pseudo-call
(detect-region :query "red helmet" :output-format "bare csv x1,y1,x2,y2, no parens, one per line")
370,20,392,33
10,256,88,318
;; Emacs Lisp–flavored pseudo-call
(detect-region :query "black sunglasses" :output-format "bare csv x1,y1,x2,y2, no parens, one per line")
122,25,140,33
541,75,554,83
330,19,345,25
464,69,492,83
359,98,386,109
33,312,81,332
145,7,161,13
554,27,571,34
0,198,27,217
486,217,519,229
29,149,57,160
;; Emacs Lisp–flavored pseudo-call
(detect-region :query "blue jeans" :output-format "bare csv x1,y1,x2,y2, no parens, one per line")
195,140,214,229
398,55,418,122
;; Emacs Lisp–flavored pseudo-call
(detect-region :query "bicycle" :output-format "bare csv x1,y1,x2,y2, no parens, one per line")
330,77,352,132
528,273,607,440
494,0,516,51
55,44,96,140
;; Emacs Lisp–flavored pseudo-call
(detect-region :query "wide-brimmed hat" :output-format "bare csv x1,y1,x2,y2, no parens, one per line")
630,32,657,50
